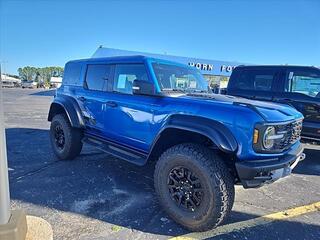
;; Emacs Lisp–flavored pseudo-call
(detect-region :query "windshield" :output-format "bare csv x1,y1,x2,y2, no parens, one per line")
152,62,209,93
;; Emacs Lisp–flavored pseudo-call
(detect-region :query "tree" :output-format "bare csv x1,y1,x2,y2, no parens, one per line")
18,66,64,82
18,66,38,81
37,67,64,83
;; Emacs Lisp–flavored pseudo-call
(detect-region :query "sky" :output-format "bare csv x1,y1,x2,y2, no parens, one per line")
0,0,319,75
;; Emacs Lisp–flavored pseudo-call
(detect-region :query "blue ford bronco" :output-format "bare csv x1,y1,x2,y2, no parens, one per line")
48,56,305,231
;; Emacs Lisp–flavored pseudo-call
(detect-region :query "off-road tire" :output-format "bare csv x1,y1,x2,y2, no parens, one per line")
50,114,83,160
154,143,235,231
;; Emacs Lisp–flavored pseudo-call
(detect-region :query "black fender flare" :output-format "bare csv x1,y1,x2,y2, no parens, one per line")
48,95,85,128
150,114,238,154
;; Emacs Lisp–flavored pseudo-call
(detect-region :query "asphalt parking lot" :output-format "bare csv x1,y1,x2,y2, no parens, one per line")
3,88,320,240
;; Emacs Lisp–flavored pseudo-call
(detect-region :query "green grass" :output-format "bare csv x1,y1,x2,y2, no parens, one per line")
111,225,123,232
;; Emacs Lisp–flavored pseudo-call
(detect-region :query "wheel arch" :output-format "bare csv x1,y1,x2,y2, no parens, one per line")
147,114,238,162
48,95,85,128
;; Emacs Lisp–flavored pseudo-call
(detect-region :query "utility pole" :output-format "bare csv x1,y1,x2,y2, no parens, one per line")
0,60,8,81
0,63,27,240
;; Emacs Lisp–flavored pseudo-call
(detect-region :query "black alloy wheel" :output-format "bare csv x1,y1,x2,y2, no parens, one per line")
50,114,83,160
54,124,65,150
168,166,204,212
154,143,235,231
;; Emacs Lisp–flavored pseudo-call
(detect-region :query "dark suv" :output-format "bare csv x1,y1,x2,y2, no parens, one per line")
226,65,320,141
48,56,304,231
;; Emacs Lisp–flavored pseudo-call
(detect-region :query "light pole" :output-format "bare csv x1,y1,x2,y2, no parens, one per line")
0,64,27,240
0,64,10,224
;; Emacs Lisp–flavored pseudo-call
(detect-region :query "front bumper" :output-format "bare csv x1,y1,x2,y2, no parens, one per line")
235,144,305,188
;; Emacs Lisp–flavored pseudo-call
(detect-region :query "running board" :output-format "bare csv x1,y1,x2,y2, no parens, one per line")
82,135,148,166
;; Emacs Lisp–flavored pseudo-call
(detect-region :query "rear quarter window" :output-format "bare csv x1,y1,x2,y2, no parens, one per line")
63,62,83,86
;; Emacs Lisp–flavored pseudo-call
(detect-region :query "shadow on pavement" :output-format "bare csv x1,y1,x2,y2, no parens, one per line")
6,127,186,236
5,128,320,238
293,147,320,176
30,89,56,96
211,219,320,240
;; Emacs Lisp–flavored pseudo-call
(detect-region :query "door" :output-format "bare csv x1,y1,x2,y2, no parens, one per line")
273,67,320,138
102,63,159,152
228,68,279,101
79,64,113,135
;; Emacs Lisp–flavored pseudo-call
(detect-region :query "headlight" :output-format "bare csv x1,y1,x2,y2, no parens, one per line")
253,125,286,151
260,126,285,150
254,120,302,153
263,126,276,149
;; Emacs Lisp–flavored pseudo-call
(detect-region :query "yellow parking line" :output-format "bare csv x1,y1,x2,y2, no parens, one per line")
170,201,320,240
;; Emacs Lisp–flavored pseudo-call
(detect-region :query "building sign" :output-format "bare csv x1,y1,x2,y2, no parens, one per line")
220,65,237,73
189,62,238,74
188,62,214,71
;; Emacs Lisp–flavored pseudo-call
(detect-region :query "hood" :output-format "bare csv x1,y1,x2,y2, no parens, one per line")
178,93,303,122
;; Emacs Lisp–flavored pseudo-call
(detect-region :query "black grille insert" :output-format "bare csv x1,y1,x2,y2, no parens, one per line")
274,120,302,150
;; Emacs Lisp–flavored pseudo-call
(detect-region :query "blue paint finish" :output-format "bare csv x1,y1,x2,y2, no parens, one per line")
145,60,161,92
55,56,303,163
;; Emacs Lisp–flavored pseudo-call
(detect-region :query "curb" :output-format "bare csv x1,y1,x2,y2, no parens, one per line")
25,216,53,240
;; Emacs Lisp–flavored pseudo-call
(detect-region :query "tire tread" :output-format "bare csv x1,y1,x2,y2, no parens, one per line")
50,114,83,160
154,143,235,231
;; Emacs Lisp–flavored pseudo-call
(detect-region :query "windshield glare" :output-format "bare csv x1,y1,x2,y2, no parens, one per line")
152,62,209,93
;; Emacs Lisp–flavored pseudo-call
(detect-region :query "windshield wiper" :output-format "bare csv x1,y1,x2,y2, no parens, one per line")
186,89,208,93
162,88,186,92
162,88,209,94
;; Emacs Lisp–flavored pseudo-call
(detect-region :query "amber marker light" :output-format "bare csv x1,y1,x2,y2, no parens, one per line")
253,129,259,144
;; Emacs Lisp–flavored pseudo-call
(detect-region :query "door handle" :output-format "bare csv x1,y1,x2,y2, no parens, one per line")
105,101,118,108
77,96,86,102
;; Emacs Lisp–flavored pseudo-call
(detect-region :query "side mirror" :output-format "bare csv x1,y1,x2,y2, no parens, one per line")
132,80,155,95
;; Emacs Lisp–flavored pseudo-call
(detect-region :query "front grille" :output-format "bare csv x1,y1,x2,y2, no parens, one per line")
274,120,302,150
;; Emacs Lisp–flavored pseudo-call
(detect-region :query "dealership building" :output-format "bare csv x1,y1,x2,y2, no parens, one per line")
92,47,245,88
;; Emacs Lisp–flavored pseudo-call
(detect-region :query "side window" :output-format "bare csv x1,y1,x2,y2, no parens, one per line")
254,74,273,91
234,69,276,91
286,70,320,97
85,64,112,91
235,70,254,90
113,64,149,94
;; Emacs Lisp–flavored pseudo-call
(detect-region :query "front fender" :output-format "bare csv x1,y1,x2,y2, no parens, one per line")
48,95,85,128
157,114,238,153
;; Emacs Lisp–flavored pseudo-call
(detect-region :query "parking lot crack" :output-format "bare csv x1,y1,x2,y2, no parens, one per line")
12,160,61,181
236,200,278,212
